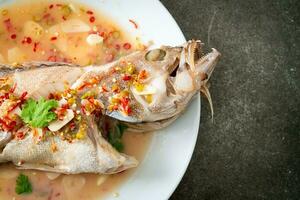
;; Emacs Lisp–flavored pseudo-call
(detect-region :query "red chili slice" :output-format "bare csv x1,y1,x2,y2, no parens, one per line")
47,56,57,62
43,13,50,19
89,16,95,23
115,44,121,50
27,37,32,44
81,105,86,115
10,34,16,39
129,19,138,29
120,97,131,115
105,53,114,62
15,131,25,140
50,36,57,41
9,83,17,93
3,18,13,32
122,75,131,81
22,37,32,44
0,117,16,131
123,43,131,50
33,42,39,52
86,10,93,15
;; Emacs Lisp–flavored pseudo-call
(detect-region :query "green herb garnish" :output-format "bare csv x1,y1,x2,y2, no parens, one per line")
20,98,58,128
108,123,127,152
15,174,32,195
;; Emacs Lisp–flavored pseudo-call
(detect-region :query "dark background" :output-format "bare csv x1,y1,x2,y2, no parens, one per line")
159,0,300,199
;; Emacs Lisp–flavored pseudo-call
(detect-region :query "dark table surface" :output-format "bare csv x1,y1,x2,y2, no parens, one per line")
159,0,300,199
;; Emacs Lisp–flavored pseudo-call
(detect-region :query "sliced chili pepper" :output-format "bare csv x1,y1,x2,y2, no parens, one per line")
129,19,138,29
50,36,57,41
86,10,93,15
122,74,132,81
123,43,131,50
115,44,121,50
89,16,95,23
3,18,13,32
15,131,25,140
10,34,16,39
43,13,51,19
47,55,57,62
33,42,39,52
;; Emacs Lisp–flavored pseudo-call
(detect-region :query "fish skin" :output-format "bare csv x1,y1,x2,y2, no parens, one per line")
0,62,84,99
0,40,220,174
0,117,138,174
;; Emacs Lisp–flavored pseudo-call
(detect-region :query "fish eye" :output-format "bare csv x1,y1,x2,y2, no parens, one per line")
145,49,166,61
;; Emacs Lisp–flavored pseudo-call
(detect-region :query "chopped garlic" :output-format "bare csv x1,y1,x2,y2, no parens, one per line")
48,109,74,132
86,34,103,46
58,98,68,106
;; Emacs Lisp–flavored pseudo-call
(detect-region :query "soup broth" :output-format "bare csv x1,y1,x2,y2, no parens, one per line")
0,0,152,199
0,0,143,65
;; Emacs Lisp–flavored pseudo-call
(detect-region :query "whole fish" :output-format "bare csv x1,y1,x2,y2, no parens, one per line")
0,40,220,174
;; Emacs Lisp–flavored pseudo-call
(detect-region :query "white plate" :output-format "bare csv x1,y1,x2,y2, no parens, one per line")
0,0,201,199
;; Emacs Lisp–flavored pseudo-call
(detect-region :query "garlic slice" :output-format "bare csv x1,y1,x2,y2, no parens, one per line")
48,109,74,132
61,19,91,33
86,34,103,46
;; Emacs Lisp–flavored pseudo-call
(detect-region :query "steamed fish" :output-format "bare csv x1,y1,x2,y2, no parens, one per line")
0,40,220,174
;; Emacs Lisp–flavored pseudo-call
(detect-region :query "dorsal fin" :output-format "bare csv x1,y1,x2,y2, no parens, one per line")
0,61,80,77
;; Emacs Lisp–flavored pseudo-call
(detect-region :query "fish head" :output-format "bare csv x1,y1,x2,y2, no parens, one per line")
104,40,221,123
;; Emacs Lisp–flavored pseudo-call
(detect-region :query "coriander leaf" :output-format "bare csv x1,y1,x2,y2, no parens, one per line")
108,123,127,152
15,174,32,195
21,98,58,128
117,123,128,135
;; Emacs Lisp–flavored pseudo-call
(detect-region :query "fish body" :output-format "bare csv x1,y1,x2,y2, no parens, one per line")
0,40,220,174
